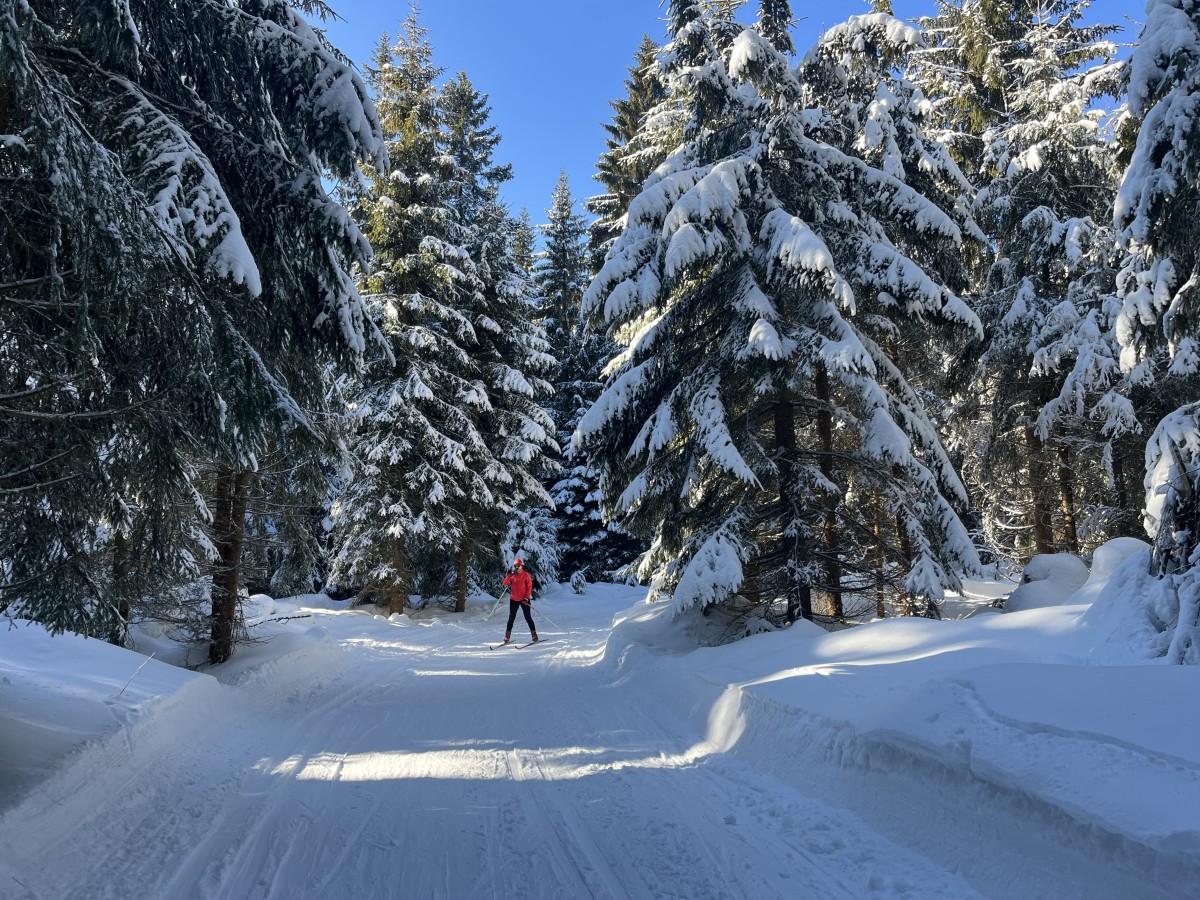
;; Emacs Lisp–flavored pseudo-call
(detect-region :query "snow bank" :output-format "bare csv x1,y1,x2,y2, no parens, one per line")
1003,552,1089,611
0,621,218,808
243,592,279,624
601,564,1200,891
0,592,361,812
216,624,343,688
1080,545,1177,663
1072,537,1153,606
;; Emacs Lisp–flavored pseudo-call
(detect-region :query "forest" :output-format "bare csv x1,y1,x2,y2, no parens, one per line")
3,0,1200,666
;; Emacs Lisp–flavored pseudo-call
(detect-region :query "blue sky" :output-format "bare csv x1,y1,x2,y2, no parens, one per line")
317,0,1138,232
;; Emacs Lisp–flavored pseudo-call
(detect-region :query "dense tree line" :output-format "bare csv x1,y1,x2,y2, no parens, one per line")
6,0,1200,663
570,0,1200,650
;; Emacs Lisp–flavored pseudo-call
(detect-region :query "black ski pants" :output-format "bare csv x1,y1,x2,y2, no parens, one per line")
505,599,536,637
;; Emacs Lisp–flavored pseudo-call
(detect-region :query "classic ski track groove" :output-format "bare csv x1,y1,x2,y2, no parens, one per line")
505,749,597,896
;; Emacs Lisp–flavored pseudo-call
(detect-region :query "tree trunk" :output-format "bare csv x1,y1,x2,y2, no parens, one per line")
1110,443,1141,537
109,531,132,646
1056,444,1080,555
388,535,409,616
454,541,470,613
896,521,914,615
775,397,811,622
894,472,914,616
1024,425,1055,556
210,467,250,665
815,364,843,618
872,492,887,619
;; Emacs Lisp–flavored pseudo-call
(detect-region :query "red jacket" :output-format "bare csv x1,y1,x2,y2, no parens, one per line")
503,569,532,602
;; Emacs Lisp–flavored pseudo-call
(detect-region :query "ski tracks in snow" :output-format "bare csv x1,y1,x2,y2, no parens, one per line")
3,601,979,899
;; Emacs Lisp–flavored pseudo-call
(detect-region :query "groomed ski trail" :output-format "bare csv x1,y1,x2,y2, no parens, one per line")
4,587,1186,899
0,593,977,900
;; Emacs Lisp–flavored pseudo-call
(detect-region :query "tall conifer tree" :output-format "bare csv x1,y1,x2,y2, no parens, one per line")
587,35,672,274
538,173,590,349
576,3,981,624
512,208,538,276
927,0,1132,562
1113,0,1200,662
332,27,555,613
0,0,384,656
330,15,482,613
440,71,557,609
537,175,634,580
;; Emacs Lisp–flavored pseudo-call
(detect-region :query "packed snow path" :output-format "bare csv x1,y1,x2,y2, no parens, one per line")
2,587,1195,899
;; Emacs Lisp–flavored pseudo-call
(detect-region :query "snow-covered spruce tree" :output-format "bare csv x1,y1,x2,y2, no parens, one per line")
587,35,673,275
799,12,987,616
0,1,384,658
579,36,678,584
0,1,217,641
170,1,385,666
440,71,558,610
539,173,591,350
329,18,482,615
913,0,1051,178
536,175,603,580
512,208,538,276
332,22,555,616
944,0,1135,562
575,2,981,625
1113,0,1200,661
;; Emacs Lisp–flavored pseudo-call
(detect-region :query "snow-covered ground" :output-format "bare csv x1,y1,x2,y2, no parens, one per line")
2,548,1199,899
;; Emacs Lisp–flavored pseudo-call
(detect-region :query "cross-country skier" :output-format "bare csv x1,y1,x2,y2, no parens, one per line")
500,558,538,645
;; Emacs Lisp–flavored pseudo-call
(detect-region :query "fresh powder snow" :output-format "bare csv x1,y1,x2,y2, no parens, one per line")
3,554,1200,899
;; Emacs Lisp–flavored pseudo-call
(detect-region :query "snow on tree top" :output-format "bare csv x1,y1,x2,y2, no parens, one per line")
1127,0,1200,118
807,13,926,65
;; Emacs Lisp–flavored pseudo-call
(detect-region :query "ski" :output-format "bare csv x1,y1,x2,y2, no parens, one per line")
488,638,549,650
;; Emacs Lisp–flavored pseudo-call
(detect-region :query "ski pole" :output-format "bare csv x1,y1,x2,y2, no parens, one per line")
528,601,558,630
484,588,506,622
